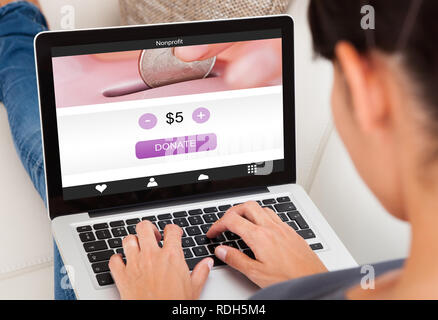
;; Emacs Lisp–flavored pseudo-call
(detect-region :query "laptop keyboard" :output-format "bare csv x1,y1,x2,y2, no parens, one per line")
76,196,323,287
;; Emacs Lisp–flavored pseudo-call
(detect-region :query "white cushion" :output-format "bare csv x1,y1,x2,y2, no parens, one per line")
0,106,52,275
0,106,53,298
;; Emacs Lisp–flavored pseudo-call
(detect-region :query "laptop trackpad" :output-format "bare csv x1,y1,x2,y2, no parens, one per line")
200,266,259,300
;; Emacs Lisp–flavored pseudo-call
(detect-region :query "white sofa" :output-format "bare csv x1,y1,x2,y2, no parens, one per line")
0,0,410,299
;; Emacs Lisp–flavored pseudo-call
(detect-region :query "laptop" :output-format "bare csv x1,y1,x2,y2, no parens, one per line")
34,15,356,299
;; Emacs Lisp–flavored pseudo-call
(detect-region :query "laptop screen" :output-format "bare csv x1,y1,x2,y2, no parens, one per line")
50,29,285,201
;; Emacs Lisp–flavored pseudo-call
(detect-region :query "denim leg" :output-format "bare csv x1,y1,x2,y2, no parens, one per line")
0,1,75,300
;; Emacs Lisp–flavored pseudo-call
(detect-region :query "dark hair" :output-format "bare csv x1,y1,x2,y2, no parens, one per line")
308,0,438,136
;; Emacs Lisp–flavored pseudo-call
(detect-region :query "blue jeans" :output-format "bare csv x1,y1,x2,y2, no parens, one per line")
0,1,75,300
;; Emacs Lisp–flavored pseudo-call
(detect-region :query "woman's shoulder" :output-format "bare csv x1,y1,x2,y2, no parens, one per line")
250,259,405,300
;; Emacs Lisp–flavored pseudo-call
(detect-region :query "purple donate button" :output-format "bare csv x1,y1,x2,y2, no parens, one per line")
135,133,217,159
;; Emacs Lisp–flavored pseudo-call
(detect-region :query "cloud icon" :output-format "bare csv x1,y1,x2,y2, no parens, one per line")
198,174,209,181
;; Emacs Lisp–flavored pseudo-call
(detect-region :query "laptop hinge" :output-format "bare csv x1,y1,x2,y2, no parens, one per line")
88,186,269,218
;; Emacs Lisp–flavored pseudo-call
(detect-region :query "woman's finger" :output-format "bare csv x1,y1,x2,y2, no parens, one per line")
190,257,214,299
263,207,284,224
174,43,234,62
108,253,127,286
206,211,256,243
230,201,271,225
136,220,160,251
163,224,183,250
214,245,259,277
122,234,140,263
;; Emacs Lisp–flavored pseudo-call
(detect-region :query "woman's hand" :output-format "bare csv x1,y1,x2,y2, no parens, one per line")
174,39,282,89
109,221,213,300
206,201,328,288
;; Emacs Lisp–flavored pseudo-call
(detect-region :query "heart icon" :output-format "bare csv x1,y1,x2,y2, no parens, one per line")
95,184,107,194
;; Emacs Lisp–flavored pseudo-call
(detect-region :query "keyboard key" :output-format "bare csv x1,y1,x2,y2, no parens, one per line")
95,229,112,240
186,226,202,236
96,273,114,286
79,232,96,243
192,246,209,257
262,198,276,205
203,213,218,223
93,223,108,230
83,240,107,252
256,200,262,205
233,203,242,206
109,220,124,227
237,240,249,249
142,216,157,222
111,227,127,237
287,221,299,230
158,220,172,230
158,213,172,220
194,235,211,245
277,196,291,203
126,218,140,225
116,248,125,257
77,226,91,232
183,248,193,259
108,238,123,248
297,229,316,239
262,205,274,211
173,211,188,217
188,209,203,216
185,255,225,271
188,216,204,225
287,211,309,229
277,213,289,222
127,225,137,234
223,241,239,250
310,243,323,251
173,217,189,228
92,261,109,273
88,250,114,263
200,224,212,234
274,202,296,212
218,205,231,211
182,237,196,248
207,243,220,254
217,212,225,219
224,231,240,240
210,234,226,243
243,249,256,259
203,207,218,213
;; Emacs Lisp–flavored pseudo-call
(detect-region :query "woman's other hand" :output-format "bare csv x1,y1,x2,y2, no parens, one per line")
207,201,327,288
109,221,213,300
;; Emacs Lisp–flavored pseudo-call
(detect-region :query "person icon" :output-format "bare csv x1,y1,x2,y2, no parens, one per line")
147,177,158,188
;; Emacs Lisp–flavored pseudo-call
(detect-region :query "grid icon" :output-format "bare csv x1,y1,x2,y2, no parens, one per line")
247,164,257,175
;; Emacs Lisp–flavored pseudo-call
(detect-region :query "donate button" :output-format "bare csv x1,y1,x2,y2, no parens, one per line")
135,133,217,159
